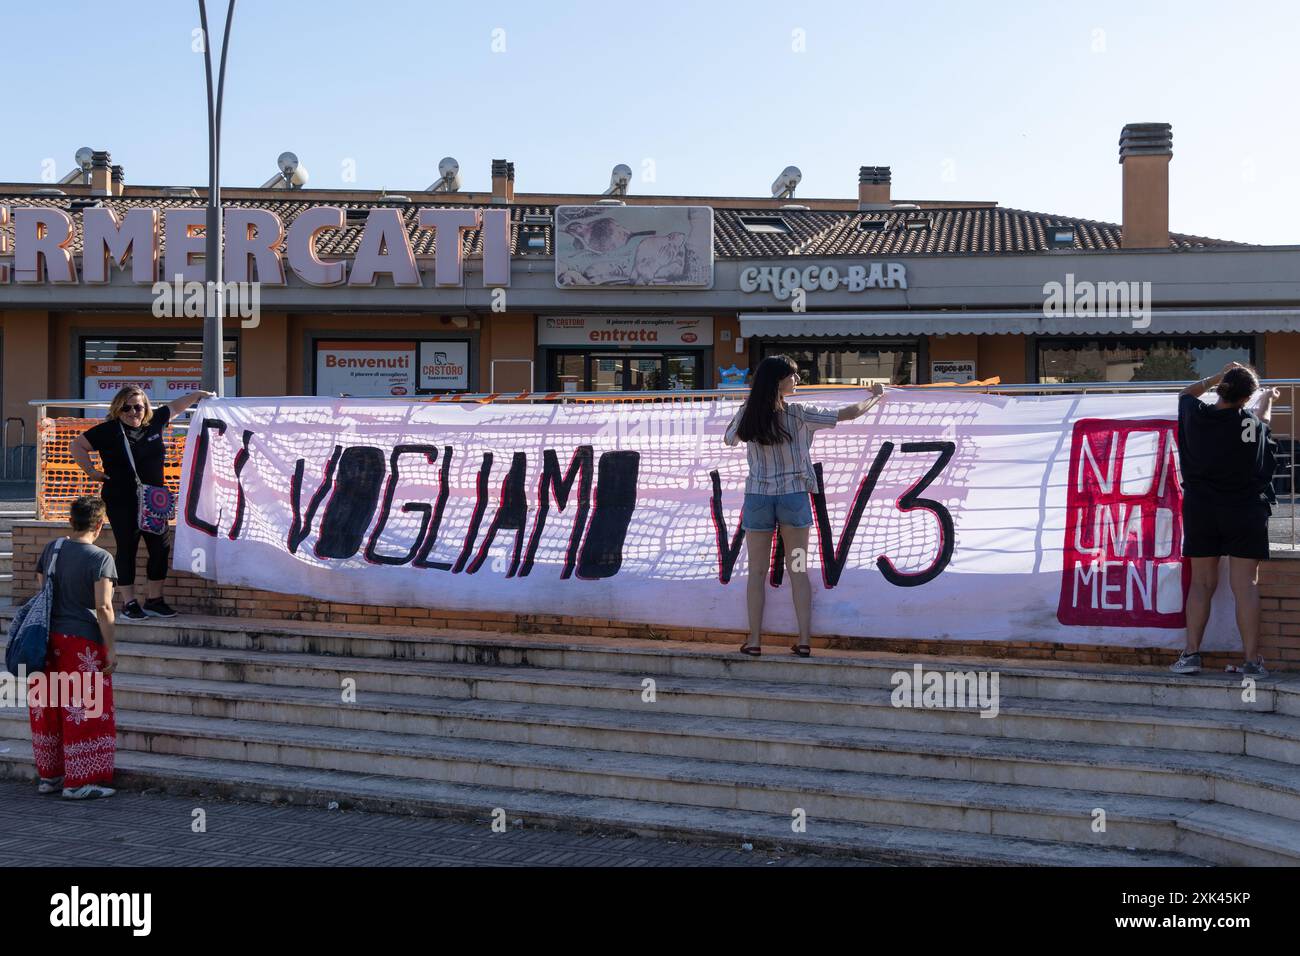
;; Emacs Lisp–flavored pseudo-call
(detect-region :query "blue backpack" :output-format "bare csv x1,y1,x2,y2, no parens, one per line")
4,538,63,676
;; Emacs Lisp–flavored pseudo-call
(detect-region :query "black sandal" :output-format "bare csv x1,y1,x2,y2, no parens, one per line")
739,642,762,657
790,643,811,657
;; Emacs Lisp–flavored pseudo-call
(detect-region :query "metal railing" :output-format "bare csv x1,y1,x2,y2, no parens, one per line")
28,380,1299,544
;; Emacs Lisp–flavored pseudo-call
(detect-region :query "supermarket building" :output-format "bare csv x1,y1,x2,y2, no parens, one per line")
1,121,1299,467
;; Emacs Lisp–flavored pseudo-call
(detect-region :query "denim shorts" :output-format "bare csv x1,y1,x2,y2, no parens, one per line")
742,491,813,532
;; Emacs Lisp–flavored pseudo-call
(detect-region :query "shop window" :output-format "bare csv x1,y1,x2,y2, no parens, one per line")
1037,337,1254,384
761,342,916,386
82,337,237,402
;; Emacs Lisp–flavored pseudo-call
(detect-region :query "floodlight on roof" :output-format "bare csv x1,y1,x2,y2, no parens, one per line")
603,163,633,196
56,147,96,185
261,151,308,189
428,157,462,193
770,166,802,199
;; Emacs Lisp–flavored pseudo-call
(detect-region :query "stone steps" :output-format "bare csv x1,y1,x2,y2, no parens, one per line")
99,668,1300,822
0,708,1292,865
0,742,1200,867
107,639,1300,762
80,614,1300,712
3,611,1298,865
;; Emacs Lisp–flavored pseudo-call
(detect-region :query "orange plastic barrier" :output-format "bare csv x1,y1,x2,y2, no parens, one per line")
38,418,186,522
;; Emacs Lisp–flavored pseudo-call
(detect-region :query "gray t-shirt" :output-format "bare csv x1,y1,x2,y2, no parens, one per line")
36,538,118,644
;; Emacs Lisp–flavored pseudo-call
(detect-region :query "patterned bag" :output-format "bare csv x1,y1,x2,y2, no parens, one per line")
120,423,175,536
4,538,62,676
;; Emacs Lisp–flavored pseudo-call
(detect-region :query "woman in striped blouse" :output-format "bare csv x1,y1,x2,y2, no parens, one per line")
725,355,884,657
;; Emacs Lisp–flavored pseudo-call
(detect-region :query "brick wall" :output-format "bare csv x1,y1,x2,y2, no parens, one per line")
13,520,1298,671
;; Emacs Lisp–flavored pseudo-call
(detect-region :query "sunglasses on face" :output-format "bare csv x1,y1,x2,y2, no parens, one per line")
122,404,145,413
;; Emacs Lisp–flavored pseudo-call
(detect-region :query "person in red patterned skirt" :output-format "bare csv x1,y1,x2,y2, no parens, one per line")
28,496,119,799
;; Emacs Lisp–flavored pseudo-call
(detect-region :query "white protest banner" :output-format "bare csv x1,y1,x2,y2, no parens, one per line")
175,391,1247,650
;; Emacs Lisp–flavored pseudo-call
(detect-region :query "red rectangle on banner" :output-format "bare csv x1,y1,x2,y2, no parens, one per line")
1058,418,1189,628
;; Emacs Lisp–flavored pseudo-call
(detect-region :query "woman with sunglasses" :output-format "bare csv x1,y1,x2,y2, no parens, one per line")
69,385,213,620
724,355,885,657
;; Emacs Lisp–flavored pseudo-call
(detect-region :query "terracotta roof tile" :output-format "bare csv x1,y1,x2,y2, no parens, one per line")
0,194,1247,260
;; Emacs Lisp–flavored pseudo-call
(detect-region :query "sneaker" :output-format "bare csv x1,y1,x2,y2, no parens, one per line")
142,598,178,618
61,784,115,800
1243,659,1270,679
1169,651,1202,675
37,776,63,795
120,600,148,621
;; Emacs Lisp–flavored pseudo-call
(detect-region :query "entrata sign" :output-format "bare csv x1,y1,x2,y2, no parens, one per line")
538,316,713,346
175,391,1246,650
0,205,512,288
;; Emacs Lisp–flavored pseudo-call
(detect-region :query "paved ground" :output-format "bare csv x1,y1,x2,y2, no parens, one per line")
0,779,874,867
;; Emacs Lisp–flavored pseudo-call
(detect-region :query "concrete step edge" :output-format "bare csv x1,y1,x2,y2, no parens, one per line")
104,644,1300,739
0,748,1206,867
6,608,1294,694
102,672,1300,796
3,706,1296,853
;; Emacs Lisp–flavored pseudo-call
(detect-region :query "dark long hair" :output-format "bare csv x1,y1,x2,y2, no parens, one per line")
1218,366,1260,405
735,355,798,445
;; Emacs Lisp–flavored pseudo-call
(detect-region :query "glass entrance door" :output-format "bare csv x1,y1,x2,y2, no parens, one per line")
547,351,702,392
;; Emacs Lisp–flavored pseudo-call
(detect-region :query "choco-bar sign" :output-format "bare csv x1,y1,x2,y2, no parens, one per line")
174,391,1246,650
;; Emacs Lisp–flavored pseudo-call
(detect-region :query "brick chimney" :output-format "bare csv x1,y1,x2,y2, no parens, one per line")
89,150,112,196
491,159,515,204
1118,123,1172,249
111,165,125,196
858,166,891,209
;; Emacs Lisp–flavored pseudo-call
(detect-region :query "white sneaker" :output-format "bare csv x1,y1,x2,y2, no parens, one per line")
61,784,116,800
37,777,63,795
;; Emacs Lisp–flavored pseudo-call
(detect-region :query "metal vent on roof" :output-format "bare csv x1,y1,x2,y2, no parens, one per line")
902,214,932,231
739,215,791,235
856,219,886,232
344,208,371,225
521,213,552,225
70,199,103,212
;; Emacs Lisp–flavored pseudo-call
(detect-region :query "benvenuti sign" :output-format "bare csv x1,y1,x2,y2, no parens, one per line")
0,205,513,288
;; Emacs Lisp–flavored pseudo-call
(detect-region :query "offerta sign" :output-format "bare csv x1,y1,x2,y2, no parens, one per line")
84,360,235,401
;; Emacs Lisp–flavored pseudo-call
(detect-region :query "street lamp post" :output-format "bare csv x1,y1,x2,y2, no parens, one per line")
198,0,236,395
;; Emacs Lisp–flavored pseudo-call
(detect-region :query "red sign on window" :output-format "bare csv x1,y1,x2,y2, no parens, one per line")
1057,419,1189,628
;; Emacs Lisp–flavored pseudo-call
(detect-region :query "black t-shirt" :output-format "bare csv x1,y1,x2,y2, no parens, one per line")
1176,394,1276,507
83,405,172,500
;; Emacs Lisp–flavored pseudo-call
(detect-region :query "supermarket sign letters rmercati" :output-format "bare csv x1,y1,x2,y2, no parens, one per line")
0,205,512,287
175,391,1246,650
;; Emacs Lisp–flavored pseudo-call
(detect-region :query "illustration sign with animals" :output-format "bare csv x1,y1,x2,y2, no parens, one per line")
555,205,714,288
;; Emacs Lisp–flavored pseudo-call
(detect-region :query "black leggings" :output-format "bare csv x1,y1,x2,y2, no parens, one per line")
104,495,169,587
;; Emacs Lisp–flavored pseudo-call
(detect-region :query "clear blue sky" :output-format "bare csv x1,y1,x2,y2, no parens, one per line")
3,0,1297,244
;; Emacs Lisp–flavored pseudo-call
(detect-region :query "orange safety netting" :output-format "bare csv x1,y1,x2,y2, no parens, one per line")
37,418,186,522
